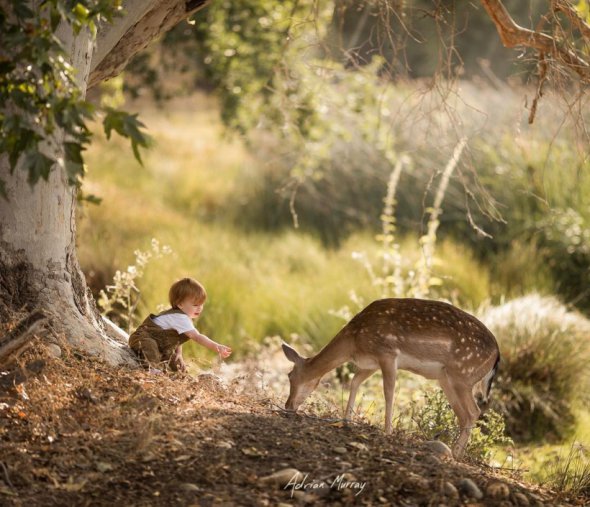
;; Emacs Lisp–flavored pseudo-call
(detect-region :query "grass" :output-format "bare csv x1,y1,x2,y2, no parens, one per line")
544,444,590,498
79,93,494,359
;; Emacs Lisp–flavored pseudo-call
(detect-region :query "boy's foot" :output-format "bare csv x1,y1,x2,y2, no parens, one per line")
148,367,163,375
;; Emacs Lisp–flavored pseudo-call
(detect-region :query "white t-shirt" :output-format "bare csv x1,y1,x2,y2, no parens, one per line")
152,312,196,335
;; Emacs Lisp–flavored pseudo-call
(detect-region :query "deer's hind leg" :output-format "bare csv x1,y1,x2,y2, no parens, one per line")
439,371,480,459
380,356,399,435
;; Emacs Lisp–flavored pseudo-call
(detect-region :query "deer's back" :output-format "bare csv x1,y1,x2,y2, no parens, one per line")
343,298,499,381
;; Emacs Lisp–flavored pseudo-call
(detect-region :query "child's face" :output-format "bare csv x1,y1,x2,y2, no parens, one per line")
177,297,204,319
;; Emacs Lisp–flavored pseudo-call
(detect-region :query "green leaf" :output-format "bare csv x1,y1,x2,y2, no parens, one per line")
8,128,39,170
102,109,123,140
131,139,143,164
73,3,90,20
64,141,85,184
23,151,54,185
49,6,62,31
13,0,34,20
77,192,102,205
102,108,151,165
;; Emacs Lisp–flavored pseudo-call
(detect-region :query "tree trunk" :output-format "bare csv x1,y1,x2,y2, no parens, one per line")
0,1,211,365
0,23,134,365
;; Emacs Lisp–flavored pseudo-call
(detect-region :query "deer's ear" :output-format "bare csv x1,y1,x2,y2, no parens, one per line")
282,342,304,364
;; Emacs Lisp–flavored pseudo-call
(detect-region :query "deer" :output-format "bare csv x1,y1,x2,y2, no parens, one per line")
282,298,500,459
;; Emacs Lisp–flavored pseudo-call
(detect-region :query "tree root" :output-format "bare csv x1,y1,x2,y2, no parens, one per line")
0,311,47,366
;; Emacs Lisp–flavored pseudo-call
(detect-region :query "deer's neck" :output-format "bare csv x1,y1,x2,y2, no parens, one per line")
305,333,353,380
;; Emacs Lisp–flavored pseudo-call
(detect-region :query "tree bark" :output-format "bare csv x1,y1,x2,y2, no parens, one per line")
0,22,134,364
89,0,211,88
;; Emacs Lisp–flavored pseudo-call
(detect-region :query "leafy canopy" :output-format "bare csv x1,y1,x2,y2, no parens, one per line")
0,0,149,198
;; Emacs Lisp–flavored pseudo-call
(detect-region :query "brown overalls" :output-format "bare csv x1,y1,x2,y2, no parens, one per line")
128,308,190,371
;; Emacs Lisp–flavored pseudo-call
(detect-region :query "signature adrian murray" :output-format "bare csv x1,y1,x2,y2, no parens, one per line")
284,472,367,497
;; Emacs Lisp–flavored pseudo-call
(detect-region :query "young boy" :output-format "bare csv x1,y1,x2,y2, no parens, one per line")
129,277,232,373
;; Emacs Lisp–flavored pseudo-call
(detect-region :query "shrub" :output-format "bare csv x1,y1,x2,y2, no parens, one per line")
411,388,512,462
478,295,590,443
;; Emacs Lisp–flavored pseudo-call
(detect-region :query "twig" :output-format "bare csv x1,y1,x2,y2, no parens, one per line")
269,402,364,426
552,0,590,42
529,52,548,125
0,461,14,490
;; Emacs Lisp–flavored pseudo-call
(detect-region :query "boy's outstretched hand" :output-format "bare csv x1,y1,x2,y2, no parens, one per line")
217,345,232,359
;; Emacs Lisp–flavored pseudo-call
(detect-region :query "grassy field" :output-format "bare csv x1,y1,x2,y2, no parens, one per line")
79,93,492,356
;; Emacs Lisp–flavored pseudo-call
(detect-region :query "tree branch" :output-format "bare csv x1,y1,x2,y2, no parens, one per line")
91,0,160,76
552,0,590,43
89,0,210,89
480,0,590,82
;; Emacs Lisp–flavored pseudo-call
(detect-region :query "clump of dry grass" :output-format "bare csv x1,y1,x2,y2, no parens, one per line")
479,294,590,443
535,442,590,499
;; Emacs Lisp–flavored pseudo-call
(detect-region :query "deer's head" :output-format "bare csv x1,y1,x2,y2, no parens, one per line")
282,342,321,411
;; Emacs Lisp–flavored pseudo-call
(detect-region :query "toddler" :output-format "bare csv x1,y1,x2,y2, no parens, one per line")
129,277,232,372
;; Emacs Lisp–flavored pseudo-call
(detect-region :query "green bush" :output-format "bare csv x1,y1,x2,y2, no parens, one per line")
479,295,590,443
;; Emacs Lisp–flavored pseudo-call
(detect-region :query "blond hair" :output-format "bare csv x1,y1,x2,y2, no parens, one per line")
169,278,207,307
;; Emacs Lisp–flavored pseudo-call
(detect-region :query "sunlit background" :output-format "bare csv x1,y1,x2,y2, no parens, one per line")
78,0,590,495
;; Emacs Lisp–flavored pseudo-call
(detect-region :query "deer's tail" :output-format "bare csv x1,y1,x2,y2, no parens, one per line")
485,353,500,400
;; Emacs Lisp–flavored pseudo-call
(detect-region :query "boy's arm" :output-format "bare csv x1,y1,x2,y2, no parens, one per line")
183,330,232,357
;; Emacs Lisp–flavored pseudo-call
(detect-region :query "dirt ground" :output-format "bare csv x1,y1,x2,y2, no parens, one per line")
0,340,585,507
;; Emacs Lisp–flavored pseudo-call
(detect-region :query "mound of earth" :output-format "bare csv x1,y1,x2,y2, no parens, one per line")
0,340,581,506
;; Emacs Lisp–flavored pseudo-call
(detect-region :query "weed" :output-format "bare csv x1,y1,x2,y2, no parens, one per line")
332,137,469,324
97,239,172,333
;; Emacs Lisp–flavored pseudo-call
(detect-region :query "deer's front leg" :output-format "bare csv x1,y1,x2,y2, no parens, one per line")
345,368,377,420
380,357,399,434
